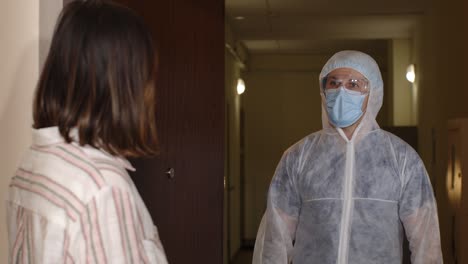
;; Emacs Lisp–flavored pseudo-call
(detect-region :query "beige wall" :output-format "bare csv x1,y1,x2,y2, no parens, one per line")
0,2,40,261
224,21,245,261
0,1,62,262
415,0,468,262
243,54,326,239
390,39,415,126
225,50,243,259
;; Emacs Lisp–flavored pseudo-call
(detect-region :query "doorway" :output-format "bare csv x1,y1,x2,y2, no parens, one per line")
224,1,423,263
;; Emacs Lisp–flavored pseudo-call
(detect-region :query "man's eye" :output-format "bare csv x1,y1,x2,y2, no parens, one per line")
348,81,360,88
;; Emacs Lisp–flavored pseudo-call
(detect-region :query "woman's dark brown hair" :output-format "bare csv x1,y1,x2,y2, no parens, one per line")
34,0,158,157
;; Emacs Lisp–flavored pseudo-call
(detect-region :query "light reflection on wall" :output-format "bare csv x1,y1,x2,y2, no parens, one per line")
446,144,462,209
446,119,468,264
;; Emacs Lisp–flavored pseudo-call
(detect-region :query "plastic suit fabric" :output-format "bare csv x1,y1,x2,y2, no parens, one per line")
253,50,443,264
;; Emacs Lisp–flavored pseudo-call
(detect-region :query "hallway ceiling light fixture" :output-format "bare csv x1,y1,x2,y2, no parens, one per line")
234,16,245,20
237,78,246,95
406,64,416,83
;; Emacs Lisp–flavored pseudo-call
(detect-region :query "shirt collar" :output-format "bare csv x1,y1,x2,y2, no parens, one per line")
32,126,65,146
32,126,135,171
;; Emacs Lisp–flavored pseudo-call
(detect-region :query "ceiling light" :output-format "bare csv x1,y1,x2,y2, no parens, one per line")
237,78,245,95
406,64,415,83
234,16,245,20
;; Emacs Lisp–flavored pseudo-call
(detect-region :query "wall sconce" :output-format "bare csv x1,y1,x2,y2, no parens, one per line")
237,78,245,95
406,64,416,83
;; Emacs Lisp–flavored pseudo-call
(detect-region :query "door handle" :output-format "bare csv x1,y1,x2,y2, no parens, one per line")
165,168,175,179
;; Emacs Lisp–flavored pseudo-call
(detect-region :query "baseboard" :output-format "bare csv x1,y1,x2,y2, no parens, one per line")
242,239,256,249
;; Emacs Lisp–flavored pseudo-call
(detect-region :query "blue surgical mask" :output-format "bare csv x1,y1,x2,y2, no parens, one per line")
325,87,366,128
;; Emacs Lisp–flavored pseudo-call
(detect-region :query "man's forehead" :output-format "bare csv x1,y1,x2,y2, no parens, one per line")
327,67,364,78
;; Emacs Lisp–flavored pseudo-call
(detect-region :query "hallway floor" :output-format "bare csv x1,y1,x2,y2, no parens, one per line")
231,249,253,264
230,247,408,264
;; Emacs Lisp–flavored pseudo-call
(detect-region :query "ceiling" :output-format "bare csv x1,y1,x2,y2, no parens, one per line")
226,0,424,55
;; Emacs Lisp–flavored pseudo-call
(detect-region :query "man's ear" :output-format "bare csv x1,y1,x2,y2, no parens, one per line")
362,94,370,112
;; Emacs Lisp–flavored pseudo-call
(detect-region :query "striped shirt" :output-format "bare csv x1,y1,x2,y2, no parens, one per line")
7,127,168,264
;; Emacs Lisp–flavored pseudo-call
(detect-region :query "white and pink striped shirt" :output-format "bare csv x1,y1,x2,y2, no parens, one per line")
7,127,168,264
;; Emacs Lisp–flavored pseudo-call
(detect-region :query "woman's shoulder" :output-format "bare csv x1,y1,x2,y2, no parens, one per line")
22,141,134,201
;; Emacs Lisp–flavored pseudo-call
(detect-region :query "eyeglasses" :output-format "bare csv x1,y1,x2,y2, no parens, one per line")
321,74,369,95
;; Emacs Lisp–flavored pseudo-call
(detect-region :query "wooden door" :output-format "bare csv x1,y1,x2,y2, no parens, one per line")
112,1,225,263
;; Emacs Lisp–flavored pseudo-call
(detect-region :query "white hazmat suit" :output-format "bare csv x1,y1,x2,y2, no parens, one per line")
253,50,443,264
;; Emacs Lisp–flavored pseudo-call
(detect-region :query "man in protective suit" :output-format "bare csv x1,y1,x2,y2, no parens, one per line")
253,50,443,264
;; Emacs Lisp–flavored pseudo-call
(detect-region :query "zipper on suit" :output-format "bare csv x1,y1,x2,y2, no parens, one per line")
336,134,356,264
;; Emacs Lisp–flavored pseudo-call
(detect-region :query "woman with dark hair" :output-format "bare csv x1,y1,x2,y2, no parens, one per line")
7,1,167,263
